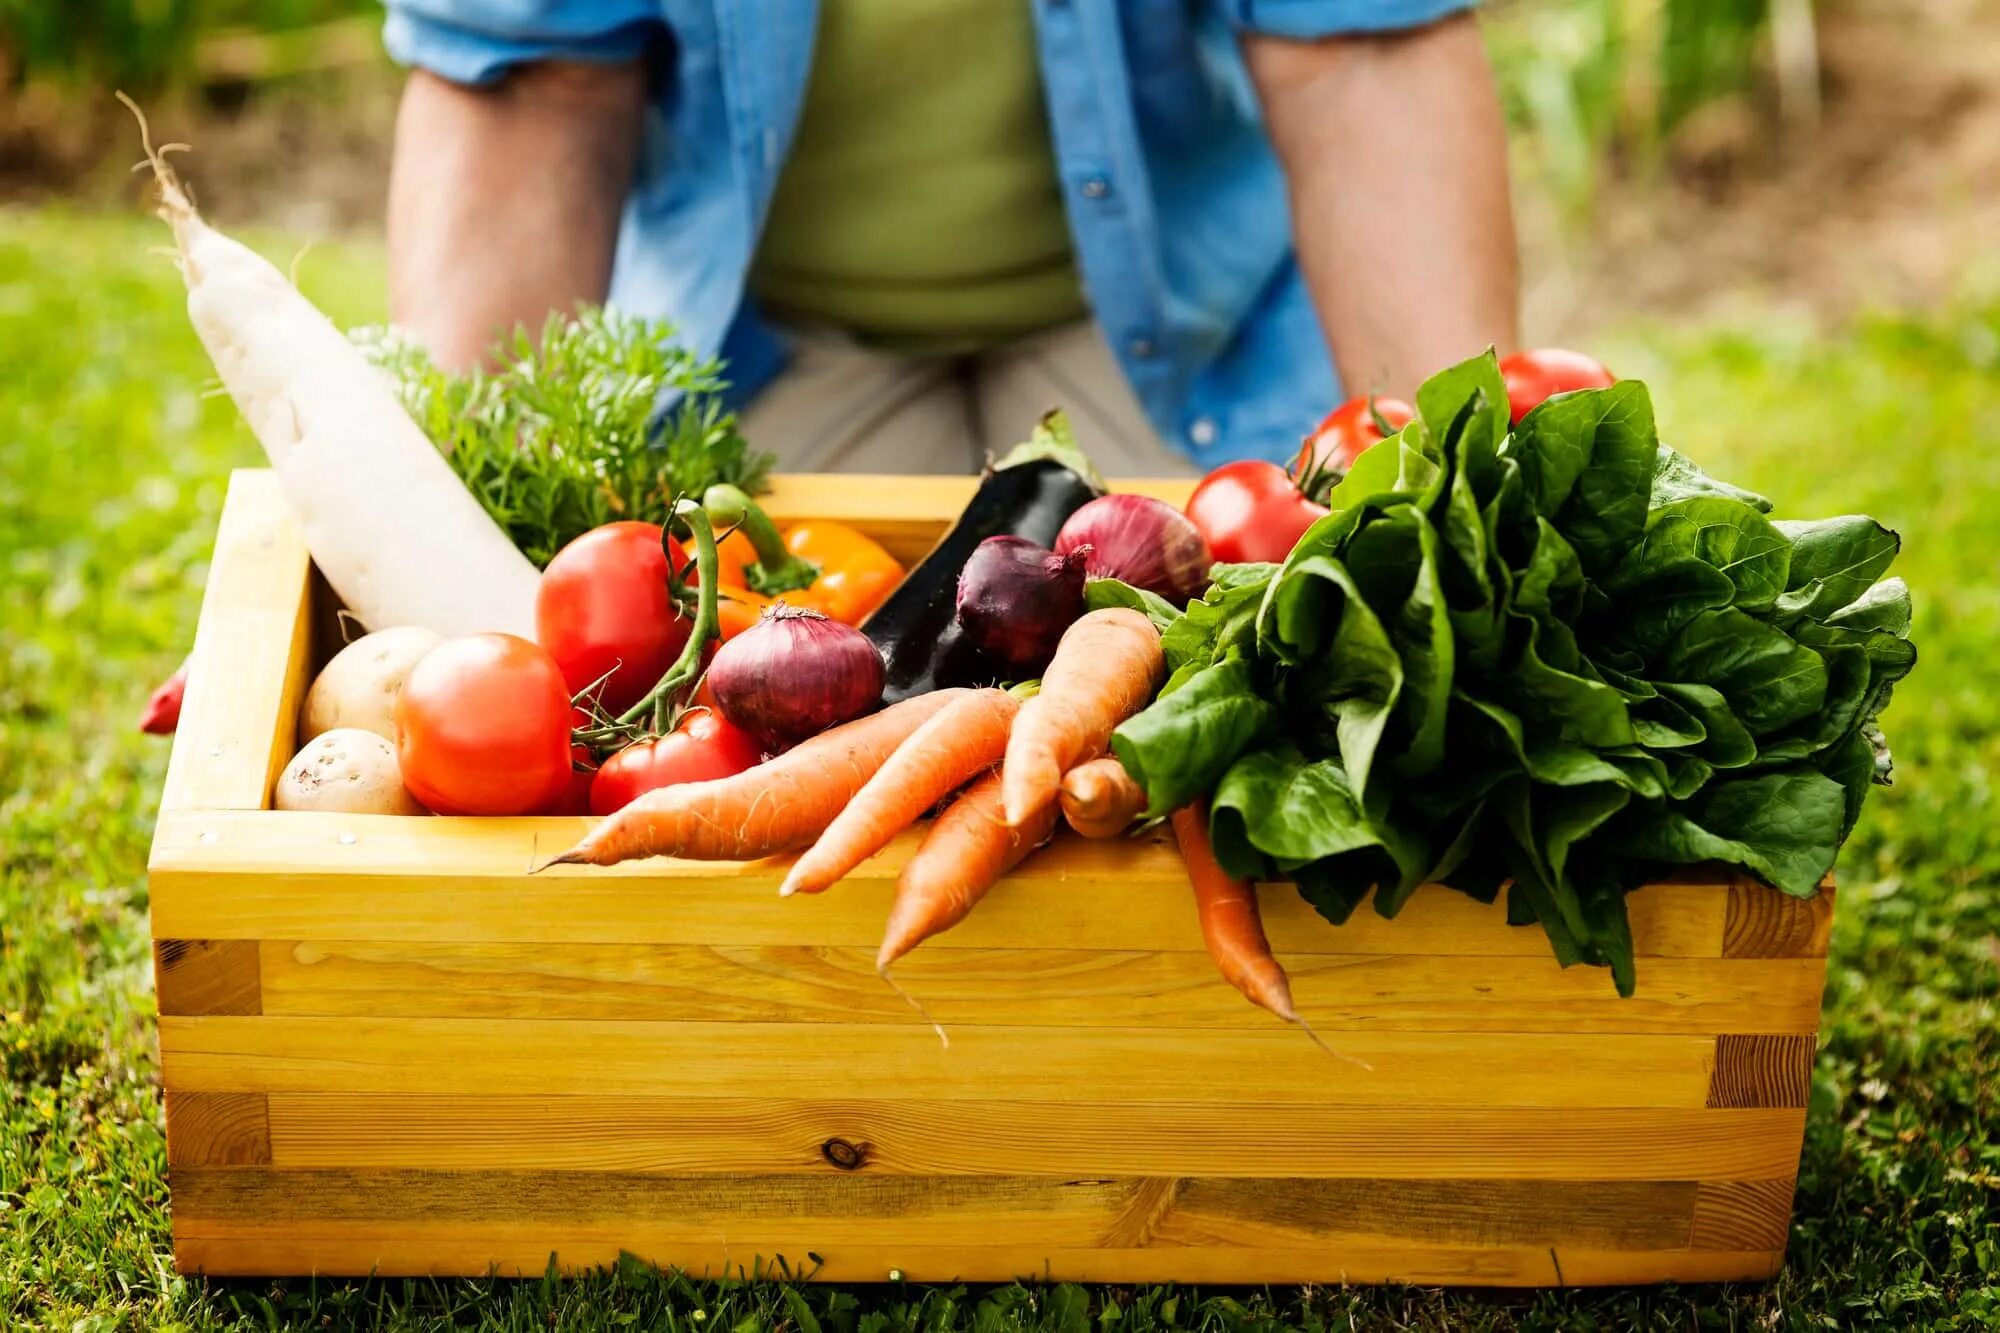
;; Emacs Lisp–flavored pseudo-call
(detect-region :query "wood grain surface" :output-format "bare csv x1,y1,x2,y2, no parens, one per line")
156,469,312,815
238,939,1825,1033
170,1228,1787,1286
149,811,1740,957
159,1016,1721,1106
257,1096,1809,1181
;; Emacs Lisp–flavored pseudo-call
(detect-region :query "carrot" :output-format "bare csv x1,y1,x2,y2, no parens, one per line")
1171,802,1370,1069
878,770,1058,973
540,690,969,868
1171,802,1298,1021
779,688,1021,896
1000,608,1164,826
1058,755,1147,838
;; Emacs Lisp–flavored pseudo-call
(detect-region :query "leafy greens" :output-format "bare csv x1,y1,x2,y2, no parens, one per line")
1093,351,1914,993
355,308,772,567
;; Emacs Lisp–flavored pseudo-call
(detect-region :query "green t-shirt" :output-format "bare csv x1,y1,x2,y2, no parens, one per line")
749,0,1088,353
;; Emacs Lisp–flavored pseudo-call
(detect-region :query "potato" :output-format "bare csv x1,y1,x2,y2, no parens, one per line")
275,728,427,815
301,625,441,742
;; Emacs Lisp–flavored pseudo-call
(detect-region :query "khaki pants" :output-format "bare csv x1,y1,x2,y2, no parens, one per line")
740,321,1198,477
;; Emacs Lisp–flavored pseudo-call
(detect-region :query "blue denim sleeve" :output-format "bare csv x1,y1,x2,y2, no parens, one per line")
382,1,665,85
1213,0,1475,36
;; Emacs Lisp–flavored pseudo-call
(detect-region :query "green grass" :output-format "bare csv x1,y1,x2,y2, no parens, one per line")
2,209,1995,1331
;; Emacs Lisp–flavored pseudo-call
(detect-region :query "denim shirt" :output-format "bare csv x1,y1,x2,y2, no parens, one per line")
384,0,1469,465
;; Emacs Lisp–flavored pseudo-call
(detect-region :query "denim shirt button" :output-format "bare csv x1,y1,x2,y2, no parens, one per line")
1080,175,1112,200
1128,336,1157,360
1188,417,1218,447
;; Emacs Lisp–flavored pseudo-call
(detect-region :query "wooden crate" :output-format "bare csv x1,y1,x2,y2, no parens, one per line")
150,469,1833,1286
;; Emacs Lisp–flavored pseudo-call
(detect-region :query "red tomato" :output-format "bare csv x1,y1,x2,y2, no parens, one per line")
588,710,764,815
536,522,693,715
395,633,575,816
1299,395,1414,474
1184,460,1330,565
1499,349,1615,424
542,742,599,816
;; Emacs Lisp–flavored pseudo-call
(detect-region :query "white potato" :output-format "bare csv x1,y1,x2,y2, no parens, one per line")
274,728,427,815
301,625,441,743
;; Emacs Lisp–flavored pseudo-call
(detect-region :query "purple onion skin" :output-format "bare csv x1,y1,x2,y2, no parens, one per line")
1055,493,1212,605
955,536,1089,676
709,606,885,752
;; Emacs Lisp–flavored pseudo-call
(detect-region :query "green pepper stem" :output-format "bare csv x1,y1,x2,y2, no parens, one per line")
616,499,723,734
703,483,819,596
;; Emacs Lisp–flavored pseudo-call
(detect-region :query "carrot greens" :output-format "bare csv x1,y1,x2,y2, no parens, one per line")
354,309,773,568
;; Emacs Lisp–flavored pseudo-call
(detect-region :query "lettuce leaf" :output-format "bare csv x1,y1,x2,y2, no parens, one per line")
1113,350,1914,995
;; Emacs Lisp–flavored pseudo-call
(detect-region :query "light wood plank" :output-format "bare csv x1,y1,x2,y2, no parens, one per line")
264,1096,1808,1180
155,939,262,1016
1708,1034,1817,1109
150,812,1733,957
171,1227,1786,1285
1725,882,1836,958
759,475,1194,566
156,469,312,815
164,1092,271,1167
255,940,1825,1033
169,1169,1696,1253
159,1016,1716,1106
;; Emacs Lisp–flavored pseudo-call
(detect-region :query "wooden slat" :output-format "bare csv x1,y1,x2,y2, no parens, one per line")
149,812,1734,957
255,940,1826,1034
1707,1034,1817,1108
1724,881,1836,957
165,1093,271,1167
759,474,1193,565
155,939,262,1016
156,469,312,815
171,1227,1786,1285
169,1170,1697,1253
1690,1179,1798,1250
263,1096,1809,1180
159,1016,1716,1107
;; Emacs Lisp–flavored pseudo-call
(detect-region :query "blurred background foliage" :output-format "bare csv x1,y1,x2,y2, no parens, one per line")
0,0,377,93
3,0,1801,218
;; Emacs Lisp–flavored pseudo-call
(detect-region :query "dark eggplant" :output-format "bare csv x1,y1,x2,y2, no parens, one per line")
863,412,1104,701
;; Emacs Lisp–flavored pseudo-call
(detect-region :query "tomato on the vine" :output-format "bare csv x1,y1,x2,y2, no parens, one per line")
589,710,763,815
536,521,692,714
1299,394,1414,475
395,633,574,816
1184,459,1330,566
1499,349,1615,424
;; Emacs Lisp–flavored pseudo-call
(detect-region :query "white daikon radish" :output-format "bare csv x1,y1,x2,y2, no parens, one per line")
126,98,539,637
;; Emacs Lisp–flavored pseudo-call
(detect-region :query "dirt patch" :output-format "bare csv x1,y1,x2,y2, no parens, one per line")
0,66,398,234
1526,3,2000,338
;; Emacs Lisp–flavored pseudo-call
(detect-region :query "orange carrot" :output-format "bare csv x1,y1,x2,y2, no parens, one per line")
779,688,1021,896
1058,755,1147,839
540,690,969,868
877,769,1057,973
1171,802,1299,1022
1000,608,1164,826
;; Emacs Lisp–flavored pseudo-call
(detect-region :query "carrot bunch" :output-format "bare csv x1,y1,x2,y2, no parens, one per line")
542,605,1335,1050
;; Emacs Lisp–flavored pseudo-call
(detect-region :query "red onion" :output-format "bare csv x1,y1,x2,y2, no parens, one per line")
1054,493,1211,605
709,605,885,751
955,536,1088,676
